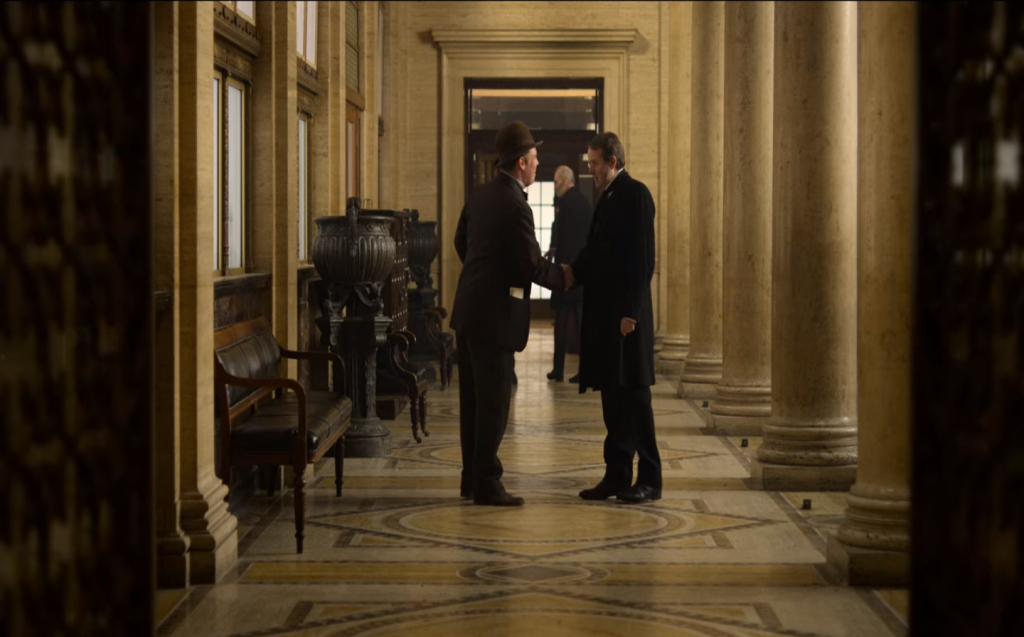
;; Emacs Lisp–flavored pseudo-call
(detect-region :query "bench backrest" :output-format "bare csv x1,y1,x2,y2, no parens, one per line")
214,316,281,416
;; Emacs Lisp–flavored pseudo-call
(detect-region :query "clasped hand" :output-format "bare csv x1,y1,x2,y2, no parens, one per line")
559,264,574,291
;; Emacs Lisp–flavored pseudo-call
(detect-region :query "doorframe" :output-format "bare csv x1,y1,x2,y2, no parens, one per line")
431,29,636,318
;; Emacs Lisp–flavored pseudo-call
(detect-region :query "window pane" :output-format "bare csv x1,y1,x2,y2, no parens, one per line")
347,120,357,196
346,1,359,47
526,181,541,205
306,1,318,66
470,88,599,131
213,77,220,270
298,118,308,261
228,84,244,270
296,1,306,56
346,44,359,92
377,4,383,117
236,1,254,21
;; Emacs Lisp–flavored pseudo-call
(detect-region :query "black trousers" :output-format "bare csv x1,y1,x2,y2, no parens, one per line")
456,332,514,497
599,384,662,490
552,302,582,378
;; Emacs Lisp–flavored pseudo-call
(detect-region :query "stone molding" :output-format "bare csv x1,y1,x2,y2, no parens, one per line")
431,29,637,49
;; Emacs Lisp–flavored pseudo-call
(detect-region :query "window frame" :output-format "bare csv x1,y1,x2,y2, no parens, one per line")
296,0,318,69
298,110,311,263
212,66,250,276
219,1,255,25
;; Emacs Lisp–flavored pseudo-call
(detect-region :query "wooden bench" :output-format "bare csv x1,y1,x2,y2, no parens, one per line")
214,316,352,554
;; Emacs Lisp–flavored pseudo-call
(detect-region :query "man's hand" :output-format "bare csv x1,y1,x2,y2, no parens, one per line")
620,318,636,336
560,264,574,291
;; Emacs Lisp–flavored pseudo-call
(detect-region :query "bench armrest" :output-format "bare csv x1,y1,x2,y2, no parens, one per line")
279,347,347,396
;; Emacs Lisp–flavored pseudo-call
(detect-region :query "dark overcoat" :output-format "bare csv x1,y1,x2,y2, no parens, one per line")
570,170,656,391
450,172,565,352
550,185,593,309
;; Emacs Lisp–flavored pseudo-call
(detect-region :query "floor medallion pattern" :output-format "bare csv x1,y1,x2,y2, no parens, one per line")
157,326,908,637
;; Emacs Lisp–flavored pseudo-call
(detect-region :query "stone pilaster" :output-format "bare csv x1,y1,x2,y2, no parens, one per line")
177,0,238,583
751,1,858,491
153,0,191,589
827,1,914,585
252,1,299,378
657,0,692,378
678,0,724,398
330,1,347,214
708,1,773,436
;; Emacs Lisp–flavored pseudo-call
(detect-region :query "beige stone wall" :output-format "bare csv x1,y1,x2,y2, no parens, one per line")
383,1,672,326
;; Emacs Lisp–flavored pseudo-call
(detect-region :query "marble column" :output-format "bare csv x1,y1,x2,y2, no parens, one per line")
678,0,724,399
658,0,693,377
177,0,238,583
708,2,773,436
827,1,914,585
751,1,858,491
153,0,191,589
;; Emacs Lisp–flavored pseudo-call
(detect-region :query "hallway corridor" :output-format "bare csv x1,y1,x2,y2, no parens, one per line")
156,326,908,637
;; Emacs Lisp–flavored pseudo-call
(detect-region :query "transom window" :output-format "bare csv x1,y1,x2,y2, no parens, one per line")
296,1,318,67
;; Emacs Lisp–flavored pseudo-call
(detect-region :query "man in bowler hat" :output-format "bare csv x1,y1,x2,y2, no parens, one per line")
451,121,569,506
564,132,662,504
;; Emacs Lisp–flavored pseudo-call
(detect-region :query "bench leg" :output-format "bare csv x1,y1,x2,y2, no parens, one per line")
409,393,421,443
334,437,344,497
419,392,429,439
294,461,306,554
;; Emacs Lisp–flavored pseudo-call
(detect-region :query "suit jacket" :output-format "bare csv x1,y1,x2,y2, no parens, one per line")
550,186,593,309
450,172,565,352
571,170,656,390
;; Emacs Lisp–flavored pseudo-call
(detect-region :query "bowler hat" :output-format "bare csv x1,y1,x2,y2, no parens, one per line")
494,121,543,168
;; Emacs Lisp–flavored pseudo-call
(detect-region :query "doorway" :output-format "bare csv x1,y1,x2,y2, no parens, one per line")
464,78,603,326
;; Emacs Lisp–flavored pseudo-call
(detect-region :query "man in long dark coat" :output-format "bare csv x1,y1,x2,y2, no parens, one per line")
567,132,662,504
451,121,568,506
547,165,593,383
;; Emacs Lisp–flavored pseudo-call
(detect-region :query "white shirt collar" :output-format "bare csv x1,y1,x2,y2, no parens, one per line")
500,170,526,191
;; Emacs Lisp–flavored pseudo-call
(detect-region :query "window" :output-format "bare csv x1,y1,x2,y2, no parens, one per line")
377,4,383,119
296,1,318,67
219,1,254,23
213,69,247,273
346,1,360,93
527,181,556,300
298,114,309,261
347,103,360,197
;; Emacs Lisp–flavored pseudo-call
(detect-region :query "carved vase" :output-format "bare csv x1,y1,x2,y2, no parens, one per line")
312,198,397,457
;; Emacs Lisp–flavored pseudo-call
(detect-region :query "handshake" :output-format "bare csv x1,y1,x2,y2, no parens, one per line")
559,264,575,291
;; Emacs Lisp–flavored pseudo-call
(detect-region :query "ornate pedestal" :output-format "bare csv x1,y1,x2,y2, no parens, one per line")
312,199,397,458
407,211,443,378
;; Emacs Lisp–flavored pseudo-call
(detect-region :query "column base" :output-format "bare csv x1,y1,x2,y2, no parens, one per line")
657,334,689,376
708,383,771,435
344,417,392,457
156,534,191,589
179,480,238,584
749,460,857,491
706,413,768,436
678,355,722,398
826,532,909,586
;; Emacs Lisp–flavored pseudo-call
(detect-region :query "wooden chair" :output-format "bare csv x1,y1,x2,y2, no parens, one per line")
214,317,351,554
424,306,456,389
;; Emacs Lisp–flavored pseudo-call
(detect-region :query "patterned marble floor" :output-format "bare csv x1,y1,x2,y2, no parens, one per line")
157,325,909,637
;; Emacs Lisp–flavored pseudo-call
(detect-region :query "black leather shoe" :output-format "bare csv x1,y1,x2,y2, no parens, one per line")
568,375,579,384
473,491,525,506
617,484,662,504
547,371,563,381
579,481,620,500
460,489,473,500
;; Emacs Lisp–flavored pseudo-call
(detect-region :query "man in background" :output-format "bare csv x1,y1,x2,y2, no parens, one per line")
547,165,592,383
